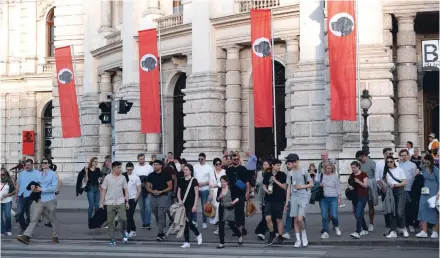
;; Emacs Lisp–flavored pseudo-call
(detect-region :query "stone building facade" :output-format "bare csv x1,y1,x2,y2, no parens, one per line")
0,0,438,181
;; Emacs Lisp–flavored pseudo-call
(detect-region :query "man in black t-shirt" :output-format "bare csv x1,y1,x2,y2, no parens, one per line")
263,159,287,246
225,153,250,236
146,160,172,241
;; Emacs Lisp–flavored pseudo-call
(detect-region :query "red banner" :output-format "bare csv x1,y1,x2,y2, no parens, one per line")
251,9,273,128
54,46,81,138
138,29,161,133
328,1,357,121
22,131,35,155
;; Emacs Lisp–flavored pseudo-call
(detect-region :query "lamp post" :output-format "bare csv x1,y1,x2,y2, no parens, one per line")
360,89,372,155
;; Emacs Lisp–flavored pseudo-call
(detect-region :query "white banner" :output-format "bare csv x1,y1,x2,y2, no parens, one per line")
422,40,439,71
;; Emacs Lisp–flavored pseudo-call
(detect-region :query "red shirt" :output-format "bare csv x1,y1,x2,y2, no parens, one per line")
354,172,368,197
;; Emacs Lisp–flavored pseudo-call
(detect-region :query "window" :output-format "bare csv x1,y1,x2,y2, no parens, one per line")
173,0,183,14
46,8,55,57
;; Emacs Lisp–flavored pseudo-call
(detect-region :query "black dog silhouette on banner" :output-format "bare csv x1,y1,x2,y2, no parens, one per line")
331,16,354,36
254,41,271,58
141,57,157,71
24,132,33,143
58,70,73,84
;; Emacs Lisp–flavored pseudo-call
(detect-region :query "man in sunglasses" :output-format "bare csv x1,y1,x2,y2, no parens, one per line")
15,159,40,236
193,153,212,229
225,153,250,236
17,158,59,245
375,147,393,235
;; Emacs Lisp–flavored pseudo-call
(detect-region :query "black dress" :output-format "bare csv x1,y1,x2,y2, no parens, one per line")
216,187,242,245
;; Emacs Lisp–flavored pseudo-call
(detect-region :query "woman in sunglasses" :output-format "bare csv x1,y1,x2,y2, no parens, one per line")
382,156,408,238
208,158,226,234
416,154,439,238
1,170,13,236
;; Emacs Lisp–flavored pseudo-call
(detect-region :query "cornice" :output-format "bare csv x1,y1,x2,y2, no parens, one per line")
383,1,439,15
90,41,123,59
134,23,192,41
97,60,123,74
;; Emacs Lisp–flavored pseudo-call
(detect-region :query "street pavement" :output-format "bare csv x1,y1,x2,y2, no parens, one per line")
1,239,438,258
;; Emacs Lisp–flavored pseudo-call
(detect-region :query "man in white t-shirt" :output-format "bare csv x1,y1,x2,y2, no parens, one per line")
375,147,393,235
133,153,154,229
193,152,213,229
124,162,141,237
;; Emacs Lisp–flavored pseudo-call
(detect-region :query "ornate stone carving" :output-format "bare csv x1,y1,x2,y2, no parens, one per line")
38,1,53,21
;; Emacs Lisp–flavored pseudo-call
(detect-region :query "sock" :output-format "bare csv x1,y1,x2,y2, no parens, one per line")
302,230,307,238
295,232,300,240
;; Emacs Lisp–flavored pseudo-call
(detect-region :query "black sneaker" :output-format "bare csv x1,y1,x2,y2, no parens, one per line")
141,224,147,229
156,233,165,242
274,236,283,246
241,228,247,236
266,233,276,246
146,224,151,230
45,222,52,228
17,235,30,245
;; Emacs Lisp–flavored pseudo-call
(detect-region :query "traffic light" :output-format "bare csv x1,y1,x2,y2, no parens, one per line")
118,99,133,114
99,102,111,124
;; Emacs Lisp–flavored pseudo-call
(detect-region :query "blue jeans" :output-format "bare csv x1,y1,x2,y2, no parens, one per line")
87,186,100,219
138,192,151,225
352,196,368,233
284,204,292,232
17,196,32,231
319,197,339,233
192,190,209,224
1,201,12,234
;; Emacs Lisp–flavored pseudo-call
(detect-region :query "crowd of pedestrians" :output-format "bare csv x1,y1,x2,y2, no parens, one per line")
1,134,439,249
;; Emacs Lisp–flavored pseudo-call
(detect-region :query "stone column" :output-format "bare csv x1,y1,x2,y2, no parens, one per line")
99,0,112,32
141,0,162,29
98,72,112,159
116,0,145,162
22,92,37,160
225,46,242,151
396,14,418,148
6,94,20,164
182,0,225,161
25,1,37,74
281,0,326,160
0,1,9,75
0,94,6,163
282,37,299,149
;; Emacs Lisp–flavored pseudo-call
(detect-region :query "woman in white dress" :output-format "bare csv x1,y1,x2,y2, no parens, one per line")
209,158,226,234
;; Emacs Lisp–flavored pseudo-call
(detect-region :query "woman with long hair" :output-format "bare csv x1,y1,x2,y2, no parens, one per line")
1,170,13,236
209,157,226,234
177,164,202,248
382,156,408,238
83,157,102,219
416,154,439,238
255,160,272,240
348,161,369,239
319,162,341,239
216,175,243,249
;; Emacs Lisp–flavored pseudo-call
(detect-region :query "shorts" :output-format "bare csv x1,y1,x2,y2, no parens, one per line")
289,197,308,218
248,170,256,187
264,202,284,220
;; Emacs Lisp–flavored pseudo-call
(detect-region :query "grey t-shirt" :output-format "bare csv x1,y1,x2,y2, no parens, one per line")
360,158,376,179
102,174,128,206
287,168,312,200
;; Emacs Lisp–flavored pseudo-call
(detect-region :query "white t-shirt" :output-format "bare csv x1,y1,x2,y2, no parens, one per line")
134,163,154,177
209,169,226,189
375,159,385,182
127,174,141,200
386,167,406,186
194,163,213,191
0,183,11,203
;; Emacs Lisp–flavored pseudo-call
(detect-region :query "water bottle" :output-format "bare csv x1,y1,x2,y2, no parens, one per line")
292,179,297,192
268,177,274,193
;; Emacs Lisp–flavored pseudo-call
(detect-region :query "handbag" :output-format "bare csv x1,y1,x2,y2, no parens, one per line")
314,173,324,202
235,179,246,191
204,203,216,218
246,200,256,217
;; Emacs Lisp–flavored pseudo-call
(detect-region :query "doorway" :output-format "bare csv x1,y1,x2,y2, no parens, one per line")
423,71,439,148
42,101,53,159
173,73,186,158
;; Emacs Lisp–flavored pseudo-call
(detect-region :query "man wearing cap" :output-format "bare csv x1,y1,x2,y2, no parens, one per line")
284,154,313,248
428,133,439,151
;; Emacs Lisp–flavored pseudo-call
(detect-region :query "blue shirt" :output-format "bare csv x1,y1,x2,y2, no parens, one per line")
37,170,58,202
17,169,41,198
246,154,258,170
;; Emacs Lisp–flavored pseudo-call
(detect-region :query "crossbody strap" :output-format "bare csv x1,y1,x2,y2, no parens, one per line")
387,170,402,184
182,177,194,203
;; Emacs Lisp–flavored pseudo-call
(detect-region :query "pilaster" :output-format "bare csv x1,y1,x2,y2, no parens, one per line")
5,94,20,163
98,72,112,159
98,0,113,33
0,94,6,163
0,1,9,75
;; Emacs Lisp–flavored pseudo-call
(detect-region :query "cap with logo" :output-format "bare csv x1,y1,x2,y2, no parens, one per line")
285,153,299,161
428,133,436,138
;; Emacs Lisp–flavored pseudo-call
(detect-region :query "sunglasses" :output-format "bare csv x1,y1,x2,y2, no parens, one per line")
0,174,5,177
233,158,239,161
386,160,394,164
198,158,204,161
126,168,134,171
215,163,222,166
42,162,48,164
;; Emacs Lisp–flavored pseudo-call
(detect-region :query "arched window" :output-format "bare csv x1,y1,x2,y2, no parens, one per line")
46,8,55,57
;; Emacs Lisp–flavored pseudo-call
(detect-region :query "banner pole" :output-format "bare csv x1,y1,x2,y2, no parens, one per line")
70,45,88,166
158,26,165,155
355,0,361,150
271,8,277,158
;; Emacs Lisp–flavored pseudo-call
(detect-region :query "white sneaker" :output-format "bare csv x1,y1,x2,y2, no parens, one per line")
360,230,369,236
397,228,404,234
301,233,308,247
257,233,265,240
416,231,428,238
202,223,208,229
294,240,301,248
350,232,360,239
335,227,341,236
320,232,329,239
402,228,409,238
282,233,291,239
383,228,391,236
386,231,398,238
213,229,219,235
197,233,203,245
6,232,12,236
368,224,374,232
431,231,439,239
408,226,415,233
181,242,190,248
128,231,136,237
